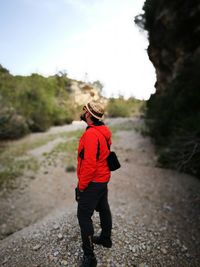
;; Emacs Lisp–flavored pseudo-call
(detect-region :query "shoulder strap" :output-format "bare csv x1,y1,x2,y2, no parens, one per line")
93,128,110,149
86,127,110,160
96,140,100,160
92,128,110,160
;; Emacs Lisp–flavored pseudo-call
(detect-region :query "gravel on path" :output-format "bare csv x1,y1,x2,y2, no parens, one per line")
0,118,200,267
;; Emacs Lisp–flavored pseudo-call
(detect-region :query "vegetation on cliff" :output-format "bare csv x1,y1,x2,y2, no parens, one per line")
0,64,143,140
0,65,77,139
107,96,144,118
135,0,200,177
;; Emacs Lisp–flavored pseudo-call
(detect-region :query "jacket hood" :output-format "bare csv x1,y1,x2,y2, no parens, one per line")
88,124,112,140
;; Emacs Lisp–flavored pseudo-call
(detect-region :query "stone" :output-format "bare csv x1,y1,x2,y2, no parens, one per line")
2,258,8,264
58,233,63,240
142,244,146,250
161,248,167,254
61,260,68,266
181,245,188,252
53,251,59,257
48,254,55,261
32,244,41,251
139,263,148,267
53,224,59,230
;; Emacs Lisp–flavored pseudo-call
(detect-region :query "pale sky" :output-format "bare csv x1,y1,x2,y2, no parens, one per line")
0,0,156,100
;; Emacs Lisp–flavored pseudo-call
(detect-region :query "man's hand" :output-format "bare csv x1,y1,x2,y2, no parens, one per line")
75,187,83,202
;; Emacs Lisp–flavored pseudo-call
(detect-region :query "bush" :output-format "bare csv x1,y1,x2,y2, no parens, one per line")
53,102,75,125
146,54,200,177
107,98,130,117
107,97,144,118
0,101,29,139
0,67,76,139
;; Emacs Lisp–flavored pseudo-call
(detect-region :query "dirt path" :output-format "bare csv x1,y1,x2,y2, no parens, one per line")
0,118,199,267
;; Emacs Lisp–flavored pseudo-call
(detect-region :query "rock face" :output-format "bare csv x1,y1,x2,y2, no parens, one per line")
135,0,200,177
146,0,200,94
70,80,103,106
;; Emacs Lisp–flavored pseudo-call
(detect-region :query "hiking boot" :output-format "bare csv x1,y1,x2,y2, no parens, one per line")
79,255,97,267
93,235,112,248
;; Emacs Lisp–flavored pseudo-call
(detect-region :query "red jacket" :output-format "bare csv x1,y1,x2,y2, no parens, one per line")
77,123,112,191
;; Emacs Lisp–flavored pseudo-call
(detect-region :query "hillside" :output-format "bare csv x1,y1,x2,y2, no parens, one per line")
0,65,103,139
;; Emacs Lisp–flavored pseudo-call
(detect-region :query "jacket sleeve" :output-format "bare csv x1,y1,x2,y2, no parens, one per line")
78,130,98,190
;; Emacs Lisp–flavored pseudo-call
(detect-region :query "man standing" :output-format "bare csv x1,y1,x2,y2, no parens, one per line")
76,101,112,267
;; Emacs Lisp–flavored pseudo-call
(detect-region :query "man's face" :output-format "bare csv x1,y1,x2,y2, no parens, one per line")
80,106,88,122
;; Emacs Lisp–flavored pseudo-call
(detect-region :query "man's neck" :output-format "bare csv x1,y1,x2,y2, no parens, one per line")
86,120,93,126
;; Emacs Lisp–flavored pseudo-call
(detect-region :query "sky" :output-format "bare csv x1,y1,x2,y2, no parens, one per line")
0,0,156,100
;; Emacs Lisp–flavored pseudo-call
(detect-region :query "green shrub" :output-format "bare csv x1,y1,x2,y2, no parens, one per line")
107,97,144,118
107,98,129,117
65,165,76,172
53,102,75,125
0,99,29,139
146,54,200,177
0,66,77,139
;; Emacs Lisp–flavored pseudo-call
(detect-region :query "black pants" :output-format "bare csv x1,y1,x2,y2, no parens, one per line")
77,182,112,256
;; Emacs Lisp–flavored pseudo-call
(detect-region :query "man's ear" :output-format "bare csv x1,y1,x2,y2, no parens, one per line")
85,112,90,119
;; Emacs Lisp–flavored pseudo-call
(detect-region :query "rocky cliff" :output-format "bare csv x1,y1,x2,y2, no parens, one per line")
135,0,200,177
145,0,200,94
70,80,104,106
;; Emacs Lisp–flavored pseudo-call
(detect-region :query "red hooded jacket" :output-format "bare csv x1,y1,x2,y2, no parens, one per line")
77,123,112,191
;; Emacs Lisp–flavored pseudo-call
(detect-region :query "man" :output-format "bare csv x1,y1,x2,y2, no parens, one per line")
76,101,112,267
